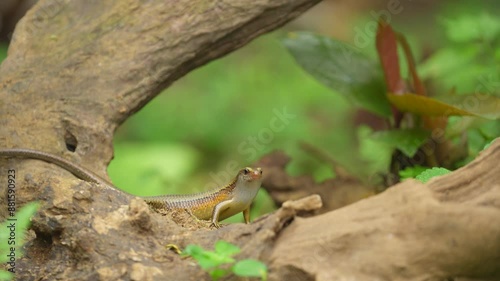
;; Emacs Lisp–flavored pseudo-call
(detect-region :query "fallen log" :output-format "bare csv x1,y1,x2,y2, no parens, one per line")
1,0,499,280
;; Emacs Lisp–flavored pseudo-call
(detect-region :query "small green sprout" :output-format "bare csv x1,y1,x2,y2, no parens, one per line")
182,240,267,281
399,165,428,180
0,202,39,281
415,167,451,183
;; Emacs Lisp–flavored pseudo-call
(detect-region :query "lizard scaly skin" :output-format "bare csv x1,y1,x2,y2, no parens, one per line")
0,148,263,227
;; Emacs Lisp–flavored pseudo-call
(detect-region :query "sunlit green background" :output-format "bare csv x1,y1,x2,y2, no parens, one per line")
108,33,352,222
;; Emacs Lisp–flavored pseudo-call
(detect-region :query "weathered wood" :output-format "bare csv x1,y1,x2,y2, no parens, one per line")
268,140,500,281
1,0,499,280
0,0,320,280
0,0,319,179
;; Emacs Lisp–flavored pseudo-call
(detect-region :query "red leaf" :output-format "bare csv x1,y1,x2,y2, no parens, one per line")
397,34,427,96
376,18,405,94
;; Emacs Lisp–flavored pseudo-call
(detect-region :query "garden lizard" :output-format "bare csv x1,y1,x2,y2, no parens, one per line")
0,148,263,228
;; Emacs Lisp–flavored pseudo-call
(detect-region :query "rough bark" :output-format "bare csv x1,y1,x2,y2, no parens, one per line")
268,141,500,281
0,0,321,280
1,0,500,281
0,0,319,178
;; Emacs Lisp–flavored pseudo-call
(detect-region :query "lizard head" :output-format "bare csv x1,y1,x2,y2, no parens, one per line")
233,167,263,203
238,167,263,183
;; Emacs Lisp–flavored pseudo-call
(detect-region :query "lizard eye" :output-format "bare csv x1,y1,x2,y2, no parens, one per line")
243,168,250,175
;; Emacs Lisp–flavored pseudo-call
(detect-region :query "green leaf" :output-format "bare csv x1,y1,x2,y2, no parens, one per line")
209,268,229,281
0,43,7,63
14,202,39,231
183,245,234,269
283,32,391,117
202,253,234,269
371,129,429,157
214,241,240,257
182,244,204,257
415,167,451,183
232,259,267,279
358,126,393,177
478,121,500,140
399,166,428,180
441,13,500,43
0,202,39,264
483,138,499,151
0,270,13,281
183,245,215,269
387,94,500,119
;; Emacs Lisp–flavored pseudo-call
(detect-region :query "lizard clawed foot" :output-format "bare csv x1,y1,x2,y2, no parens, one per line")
209,222,222,229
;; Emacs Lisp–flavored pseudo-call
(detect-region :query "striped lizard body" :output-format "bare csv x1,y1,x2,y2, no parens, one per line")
0,148,263,227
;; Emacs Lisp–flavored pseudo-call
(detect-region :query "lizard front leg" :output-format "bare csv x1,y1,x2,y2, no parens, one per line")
243,208,250,224
210,199,233,228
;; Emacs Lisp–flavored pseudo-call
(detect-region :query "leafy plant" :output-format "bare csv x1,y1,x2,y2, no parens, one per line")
419,12,499,96
283,14,500,185
182,240,267,281
415,167,451,183
0,202,39,281
399,165,428,181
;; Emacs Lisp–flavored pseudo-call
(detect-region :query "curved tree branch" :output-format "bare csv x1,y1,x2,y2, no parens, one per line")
0,0,319,179
0,0,321,280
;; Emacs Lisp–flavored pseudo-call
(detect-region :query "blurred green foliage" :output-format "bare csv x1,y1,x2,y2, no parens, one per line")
399,165,427,181
418,12,500,96
0,202,39,281
111,33,353,221
113,33,351,177
0,44,7,62
92,6,500,221
283,8,499,182
283,32,391,117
